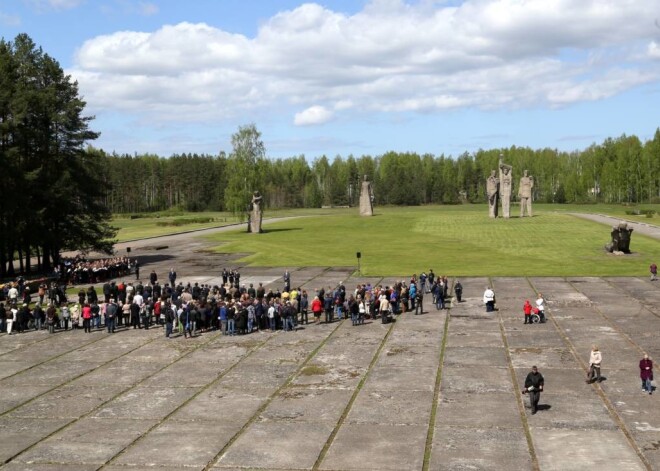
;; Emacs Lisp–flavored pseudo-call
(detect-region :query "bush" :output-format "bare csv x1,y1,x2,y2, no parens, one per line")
155,217,215,227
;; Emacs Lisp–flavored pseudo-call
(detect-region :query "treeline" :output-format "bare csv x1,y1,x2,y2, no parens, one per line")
102,131,660,214
0,34,114,277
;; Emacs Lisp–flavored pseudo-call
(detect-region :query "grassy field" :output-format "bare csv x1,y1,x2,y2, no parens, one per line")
202,204,660,276
111,208,340,242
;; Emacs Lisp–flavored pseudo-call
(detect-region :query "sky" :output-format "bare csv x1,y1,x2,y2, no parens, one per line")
2,0,660,159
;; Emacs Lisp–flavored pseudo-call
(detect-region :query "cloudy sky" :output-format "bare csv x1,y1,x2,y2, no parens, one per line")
2,0,660,158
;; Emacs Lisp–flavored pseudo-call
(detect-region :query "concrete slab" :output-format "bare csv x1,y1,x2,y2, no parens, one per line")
362,366,437,392
169,386,271,424
7,384,127,419
92,386,200,419
441,365,513,394
0,418,71,463
429,425,532,470
215,422,334,469
436,392,521,428
443,346,509,368
346,389,434,425
532,428,646,470
321,424,427,470
114,421,238,468
260,387,353,423
445,330,504,348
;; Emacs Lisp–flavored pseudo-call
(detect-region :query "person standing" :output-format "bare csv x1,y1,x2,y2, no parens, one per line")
650,263,658,281
414,290,424,315
523,300,533,324
483,287,495,312
640,353,653,394
311,296,322,325
283,270,291,292
454,281,463,303
523,365,544,415
46,304,57,334
535,293,546,323
149,270,158,286
586,345,602,383
105,299,118,333
134,260,140,280
169,268,177,286
82,304,92,333
5,303,16,335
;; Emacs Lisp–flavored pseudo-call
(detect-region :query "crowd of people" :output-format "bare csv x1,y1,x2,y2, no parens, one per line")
55,255,136,285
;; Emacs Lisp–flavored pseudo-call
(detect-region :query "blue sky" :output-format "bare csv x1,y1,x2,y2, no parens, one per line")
2,0,660,158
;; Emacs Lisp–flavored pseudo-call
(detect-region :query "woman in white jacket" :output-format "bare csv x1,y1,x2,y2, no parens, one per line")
587,345,602,383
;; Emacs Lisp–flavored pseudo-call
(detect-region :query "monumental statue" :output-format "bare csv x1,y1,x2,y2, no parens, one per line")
359,175,374,217
487,170,499,218
519,170,534,217
605,221,633,254
499,161,513,219
248,191,263,233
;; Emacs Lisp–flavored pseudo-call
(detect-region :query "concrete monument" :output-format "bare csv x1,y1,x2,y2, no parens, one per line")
519,170,534,217
248,191,263,233
486,170,499,218
359,175,374,217
605,221,633,254
499,162,513,219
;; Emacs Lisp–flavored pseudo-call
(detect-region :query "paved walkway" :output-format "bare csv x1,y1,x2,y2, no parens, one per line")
1,273,659,470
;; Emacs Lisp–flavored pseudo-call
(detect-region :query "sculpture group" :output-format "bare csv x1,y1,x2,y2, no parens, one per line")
487,156,534,219
605,221,634,254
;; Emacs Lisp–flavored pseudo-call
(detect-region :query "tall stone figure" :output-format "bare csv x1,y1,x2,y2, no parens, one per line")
359,175,374,217
499,162,513,219
519,170,534,217
248,191,263,233
486,170,499,218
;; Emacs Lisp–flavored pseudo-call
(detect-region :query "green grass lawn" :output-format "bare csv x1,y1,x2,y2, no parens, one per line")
112,208,350,242
203,205,660,276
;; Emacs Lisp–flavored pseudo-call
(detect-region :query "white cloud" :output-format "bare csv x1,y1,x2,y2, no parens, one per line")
0,10,21,26
138,1,158,16
70,0,660,125
649,41,660,59
27,0,84,11
294,105,334,126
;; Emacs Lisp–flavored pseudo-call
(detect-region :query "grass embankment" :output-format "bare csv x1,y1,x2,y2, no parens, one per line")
203,204,660,276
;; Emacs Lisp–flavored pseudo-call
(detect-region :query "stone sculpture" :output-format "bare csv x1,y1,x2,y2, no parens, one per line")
248,191,263,233
359,175,374,216
605,221,633,254
519,170,534,217
487,170,499,218
499,162,513,219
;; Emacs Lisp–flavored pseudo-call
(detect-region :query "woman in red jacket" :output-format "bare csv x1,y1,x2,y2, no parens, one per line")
523,300,533,324
82,303,92,333
311,296,323,325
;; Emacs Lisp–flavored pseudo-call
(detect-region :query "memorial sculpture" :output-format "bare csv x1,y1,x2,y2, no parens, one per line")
519,170,534,217
499,162,513,219
359,175,374,217
486,170,499,218
248,191,263,233
605,221,633,254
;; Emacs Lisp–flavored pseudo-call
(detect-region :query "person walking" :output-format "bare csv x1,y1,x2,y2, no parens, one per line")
483,287,495,312
453,281,463,303
651,263,658,281
586,345,602,383
523,365,544,415
640,353,653,394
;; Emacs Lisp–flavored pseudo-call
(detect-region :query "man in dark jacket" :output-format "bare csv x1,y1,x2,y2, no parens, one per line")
523,365,544,415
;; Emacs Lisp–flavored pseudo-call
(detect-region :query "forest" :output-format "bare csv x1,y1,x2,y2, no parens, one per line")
101,129,660,214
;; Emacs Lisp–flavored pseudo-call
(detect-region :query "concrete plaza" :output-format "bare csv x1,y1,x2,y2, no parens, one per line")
1,267,659,470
